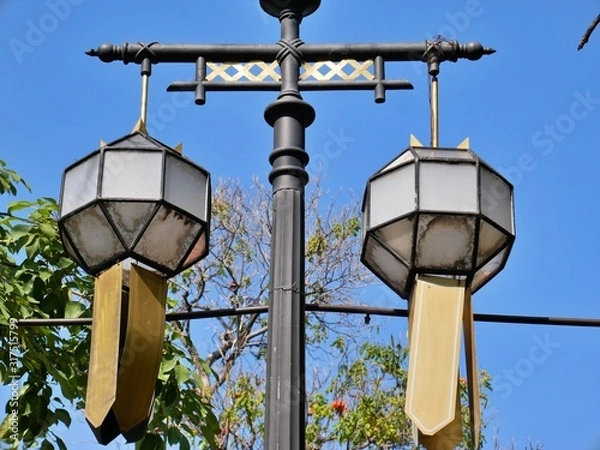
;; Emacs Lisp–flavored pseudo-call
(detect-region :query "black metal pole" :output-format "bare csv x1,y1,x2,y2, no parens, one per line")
261,1,318,449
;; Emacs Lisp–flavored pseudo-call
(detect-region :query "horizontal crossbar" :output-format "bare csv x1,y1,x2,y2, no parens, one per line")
168,79,413,92
87,41,493,64
16,304,600,328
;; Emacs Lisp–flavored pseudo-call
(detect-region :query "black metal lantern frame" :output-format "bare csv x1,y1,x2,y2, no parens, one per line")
58,131,211,277
361,145,515,299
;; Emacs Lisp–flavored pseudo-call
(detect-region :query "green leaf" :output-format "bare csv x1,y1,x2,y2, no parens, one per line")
38,223,55,238
22,393,41,416
174,364,190,385
55,436,68,450
40,439,53,450
7,223,31,242
38,269,54,283
167,427,180,446
162,382,178,408
179,436,191,450
160,358,177,377
19,304,33,320
64,302,85,319
0,415,10,440
139,433,162,450
54,408,71,427
7,201,32,214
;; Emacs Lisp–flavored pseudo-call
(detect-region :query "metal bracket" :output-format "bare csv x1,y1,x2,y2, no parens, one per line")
168,55,412,104
87,40,494,105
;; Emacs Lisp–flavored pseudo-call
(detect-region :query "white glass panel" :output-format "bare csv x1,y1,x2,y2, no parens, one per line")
61,153,100,216
480,167,513,233
134,205,202,273
380,150,415,172
375,216,414,263
419,162,478,213
102,150,162,200
415,214,476,271
471,247,509,292
363,235,410,299
369,164,415,228
104,201,158,248
164,154,208,220
63,204,125,271
477,219,509,267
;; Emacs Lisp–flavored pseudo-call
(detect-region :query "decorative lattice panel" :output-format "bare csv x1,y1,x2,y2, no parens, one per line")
301,59,374,81
205,59,375,83
206,61,281,82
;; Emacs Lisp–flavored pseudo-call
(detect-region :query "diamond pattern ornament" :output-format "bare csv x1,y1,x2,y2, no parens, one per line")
301,59,374,81
206,61,281,82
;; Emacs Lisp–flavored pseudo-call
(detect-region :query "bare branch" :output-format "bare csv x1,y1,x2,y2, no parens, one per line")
578,14,600,50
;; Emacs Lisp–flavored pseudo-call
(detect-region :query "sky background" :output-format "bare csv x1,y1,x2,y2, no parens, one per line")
2,1,600,449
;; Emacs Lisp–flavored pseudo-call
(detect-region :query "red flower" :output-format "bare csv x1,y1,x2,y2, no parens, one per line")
331,400,347,416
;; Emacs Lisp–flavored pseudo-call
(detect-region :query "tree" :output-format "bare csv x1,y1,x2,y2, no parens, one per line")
0,160,95,449
492,434,543,450
0,160,218,449
1,160,493,449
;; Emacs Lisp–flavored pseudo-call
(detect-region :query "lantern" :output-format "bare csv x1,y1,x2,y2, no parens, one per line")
361,139,515,448
58,130,210,277
58,128,211,444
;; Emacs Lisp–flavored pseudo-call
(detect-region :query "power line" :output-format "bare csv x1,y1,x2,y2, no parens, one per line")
16,304,600,328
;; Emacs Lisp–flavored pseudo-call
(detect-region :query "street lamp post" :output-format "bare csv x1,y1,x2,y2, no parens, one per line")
261,3,317,448
72,1,498,448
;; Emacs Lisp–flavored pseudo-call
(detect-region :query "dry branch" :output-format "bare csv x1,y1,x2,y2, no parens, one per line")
578,14,600,50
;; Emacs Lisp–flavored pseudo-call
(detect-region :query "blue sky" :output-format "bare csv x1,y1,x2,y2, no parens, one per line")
2,1,600,449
